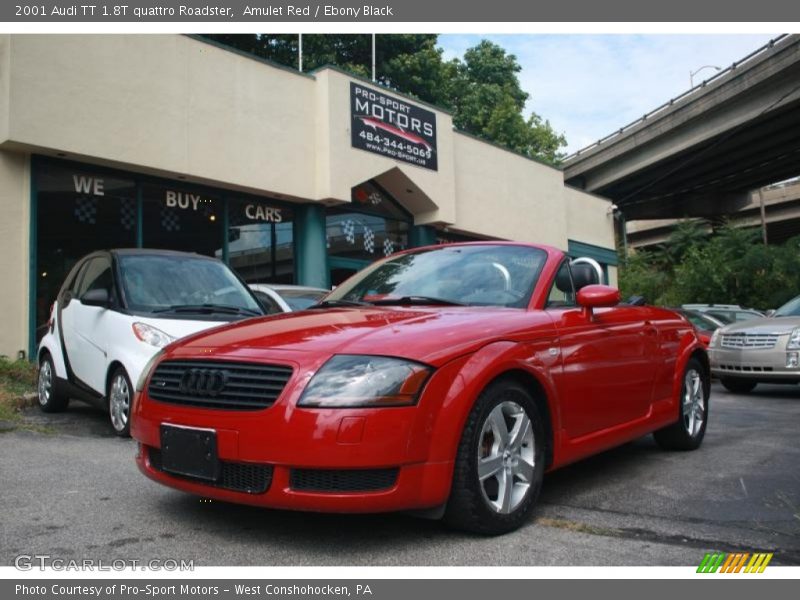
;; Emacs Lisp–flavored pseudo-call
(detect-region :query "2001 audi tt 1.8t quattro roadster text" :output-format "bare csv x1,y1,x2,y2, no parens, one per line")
132,242,709,534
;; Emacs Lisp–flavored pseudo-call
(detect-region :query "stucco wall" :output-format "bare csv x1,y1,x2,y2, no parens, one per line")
452,133,568,248
564,186,617,250
0,151,29,359
1,35,318,201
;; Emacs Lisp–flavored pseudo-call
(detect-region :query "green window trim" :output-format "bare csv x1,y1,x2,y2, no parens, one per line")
567,240,619,266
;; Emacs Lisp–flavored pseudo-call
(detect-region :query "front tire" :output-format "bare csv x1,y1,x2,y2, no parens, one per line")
653,357,709,451
37,353,69,413
720,378,757,394
444,379,545,535
108,367,133,438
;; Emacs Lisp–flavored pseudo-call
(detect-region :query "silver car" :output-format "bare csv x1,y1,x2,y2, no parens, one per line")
709,295,800,393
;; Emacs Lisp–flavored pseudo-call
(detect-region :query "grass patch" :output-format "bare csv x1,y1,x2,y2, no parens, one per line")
535,517,622,538
0,357,40,432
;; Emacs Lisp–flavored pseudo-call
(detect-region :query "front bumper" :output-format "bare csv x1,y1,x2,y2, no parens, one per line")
710,346,800,382
131,355,462,513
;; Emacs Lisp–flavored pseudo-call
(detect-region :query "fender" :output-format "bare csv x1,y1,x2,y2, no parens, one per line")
423,338,562,466
671,334,709,412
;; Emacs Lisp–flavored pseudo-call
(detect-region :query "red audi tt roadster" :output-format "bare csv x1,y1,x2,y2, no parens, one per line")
132,242,709,534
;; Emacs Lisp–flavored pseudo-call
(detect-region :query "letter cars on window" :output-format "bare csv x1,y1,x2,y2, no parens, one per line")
132,243,709,534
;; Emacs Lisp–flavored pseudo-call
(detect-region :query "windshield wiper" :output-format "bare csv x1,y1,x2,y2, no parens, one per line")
152,304,261,316
368,296,466,307
308,299,372,309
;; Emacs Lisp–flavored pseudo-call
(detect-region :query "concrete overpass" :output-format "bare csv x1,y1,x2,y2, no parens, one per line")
626,178,800,248
562,34,800,222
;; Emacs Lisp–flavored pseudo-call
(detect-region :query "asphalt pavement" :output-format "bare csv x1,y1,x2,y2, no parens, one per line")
1,382,798,567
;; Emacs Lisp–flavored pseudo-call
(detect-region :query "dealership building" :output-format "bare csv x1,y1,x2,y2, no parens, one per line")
0,34,617,360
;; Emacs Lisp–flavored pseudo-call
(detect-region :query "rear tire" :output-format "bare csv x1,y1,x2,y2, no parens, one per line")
720,378,757,394
654,357,708,451
37,353,69,413
444,379,545,535
108,367,133,438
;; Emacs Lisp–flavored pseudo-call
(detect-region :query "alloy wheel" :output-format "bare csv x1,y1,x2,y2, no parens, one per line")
477,400,535,514
38,360,52,406
109,374,130,433
682,368,705,437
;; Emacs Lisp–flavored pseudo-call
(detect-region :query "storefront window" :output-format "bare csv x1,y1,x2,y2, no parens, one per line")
35,164,136,342
141,183,223,257
227,198,294,284
326,182,410,264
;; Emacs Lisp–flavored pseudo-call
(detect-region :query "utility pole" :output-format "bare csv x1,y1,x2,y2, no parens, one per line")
298,34,303,72
758,188,768,245
372,34,376,82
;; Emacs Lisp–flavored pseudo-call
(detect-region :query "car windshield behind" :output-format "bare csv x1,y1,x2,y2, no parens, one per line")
326,244,547,308
774,296,800,318
119,254,261,315
277,289,328,311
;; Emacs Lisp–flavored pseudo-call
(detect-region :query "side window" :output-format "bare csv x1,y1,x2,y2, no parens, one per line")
66,261,91,296
75,257,113,298
546,260,576,308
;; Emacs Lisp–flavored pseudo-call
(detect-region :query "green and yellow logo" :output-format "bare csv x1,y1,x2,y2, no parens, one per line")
697,552,773,573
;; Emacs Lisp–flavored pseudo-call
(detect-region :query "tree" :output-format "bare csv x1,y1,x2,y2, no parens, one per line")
203,34,566,163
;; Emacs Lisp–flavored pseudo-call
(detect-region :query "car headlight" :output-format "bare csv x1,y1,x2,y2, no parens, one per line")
135,349,165,393
788,328,800,350
709,329,721,348
298,355,432,408
132,322,175,348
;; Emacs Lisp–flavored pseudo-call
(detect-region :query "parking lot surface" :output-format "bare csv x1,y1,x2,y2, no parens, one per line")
1,382,798,566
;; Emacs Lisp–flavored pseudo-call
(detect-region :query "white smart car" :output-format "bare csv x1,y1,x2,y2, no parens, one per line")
36,249,265,436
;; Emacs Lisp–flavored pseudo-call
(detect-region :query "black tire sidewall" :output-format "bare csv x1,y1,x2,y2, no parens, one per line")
447,380,546,534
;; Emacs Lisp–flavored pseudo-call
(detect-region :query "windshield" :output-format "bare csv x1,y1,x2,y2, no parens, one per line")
774,295,800,317
276,289,329,311
326,244,547,308
118,254,262,314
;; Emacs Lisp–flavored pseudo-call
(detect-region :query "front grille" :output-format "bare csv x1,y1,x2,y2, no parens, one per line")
149,448,273,494
721,333,779,349
290,468,399,493
148,360,293,410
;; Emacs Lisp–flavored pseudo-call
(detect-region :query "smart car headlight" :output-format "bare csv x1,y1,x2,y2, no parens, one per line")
135,349,165,393
709,329,721,348
132,322,175,348
298,355,432,408
788,328,800,350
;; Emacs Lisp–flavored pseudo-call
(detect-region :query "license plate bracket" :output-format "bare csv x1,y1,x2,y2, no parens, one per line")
160,424,219,482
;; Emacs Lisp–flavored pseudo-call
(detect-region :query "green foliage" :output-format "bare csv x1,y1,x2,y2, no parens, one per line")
203,34,566,163
619,222,800,309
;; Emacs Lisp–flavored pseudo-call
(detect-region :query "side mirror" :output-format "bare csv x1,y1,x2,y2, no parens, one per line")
577,284,620,320
81,288,110,308
765,309,776,318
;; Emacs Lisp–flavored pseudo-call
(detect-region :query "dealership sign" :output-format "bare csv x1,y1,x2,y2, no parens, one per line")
350,82,438,171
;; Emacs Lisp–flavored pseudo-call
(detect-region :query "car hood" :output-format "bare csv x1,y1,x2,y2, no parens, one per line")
134,315,236,342
167,306,555,366
721,316,800,335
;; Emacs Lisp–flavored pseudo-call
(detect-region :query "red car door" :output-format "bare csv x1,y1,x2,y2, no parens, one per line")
549,305,659,439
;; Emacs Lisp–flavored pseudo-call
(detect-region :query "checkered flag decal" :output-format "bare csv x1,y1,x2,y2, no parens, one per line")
342,220,356,244
120,200,136,231
383,238,394,256
161,208,181,232
363,227,375,254
74,196,97,225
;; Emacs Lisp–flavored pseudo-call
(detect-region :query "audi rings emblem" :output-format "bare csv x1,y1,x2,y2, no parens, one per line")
179,368,228,397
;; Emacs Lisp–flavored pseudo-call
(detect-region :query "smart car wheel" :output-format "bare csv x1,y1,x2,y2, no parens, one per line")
108,367,133,438
653,357,709,451
37,353,68,413
444,379,545,535
720,378,757,394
